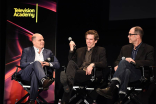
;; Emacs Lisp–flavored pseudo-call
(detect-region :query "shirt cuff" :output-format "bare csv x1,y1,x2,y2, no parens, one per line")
30,62,34,64
49,63,53,67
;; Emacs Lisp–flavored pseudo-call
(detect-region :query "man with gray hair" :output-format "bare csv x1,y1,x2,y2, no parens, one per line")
18,33,60,104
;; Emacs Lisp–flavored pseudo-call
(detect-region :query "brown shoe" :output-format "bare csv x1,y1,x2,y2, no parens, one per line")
43,78,53,90
96,87,114,99
29,100,35,104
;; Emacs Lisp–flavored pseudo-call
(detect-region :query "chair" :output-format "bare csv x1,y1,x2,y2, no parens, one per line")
11,65,55,104
120,66,156,104
62,66,111,104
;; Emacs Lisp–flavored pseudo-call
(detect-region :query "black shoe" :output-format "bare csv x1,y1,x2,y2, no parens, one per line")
96,87,113,99
114,100,122,104
42,78,53,90
60,71,70,93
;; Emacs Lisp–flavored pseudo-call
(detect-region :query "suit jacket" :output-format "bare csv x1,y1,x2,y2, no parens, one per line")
20,47,60,72
68,46,107,69
114,43,154,68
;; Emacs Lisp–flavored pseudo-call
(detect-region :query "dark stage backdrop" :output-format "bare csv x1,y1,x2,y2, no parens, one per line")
56,0,156,104
4,0,56,103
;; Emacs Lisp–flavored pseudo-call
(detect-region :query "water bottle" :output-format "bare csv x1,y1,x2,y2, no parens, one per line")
58,99,61,104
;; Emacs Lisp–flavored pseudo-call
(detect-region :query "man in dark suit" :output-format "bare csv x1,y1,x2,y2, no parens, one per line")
18,33,60,104
60,30,107,104
96,26,154,103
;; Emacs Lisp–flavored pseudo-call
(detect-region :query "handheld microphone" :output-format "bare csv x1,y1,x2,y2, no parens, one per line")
122,56,125,60
68,37,72,41
68,37,76,49
121,56,136,65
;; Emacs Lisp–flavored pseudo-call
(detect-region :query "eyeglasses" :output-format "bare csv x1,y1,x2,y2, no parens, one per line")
128,33,137,36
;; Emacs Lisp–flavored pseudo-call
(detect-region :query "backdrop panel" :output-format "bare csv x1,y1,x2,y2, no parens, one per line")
4,0,56,104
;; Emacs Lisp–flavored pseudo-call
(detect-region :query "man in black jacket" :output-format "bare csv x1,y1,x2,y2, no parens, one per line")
96,26,154,104
60,30,107,103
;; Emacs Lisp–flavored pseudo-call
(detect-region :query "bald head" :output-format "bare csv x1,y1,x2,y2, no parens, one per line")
32,33,44,49
131,26,144,39
32,33,42,41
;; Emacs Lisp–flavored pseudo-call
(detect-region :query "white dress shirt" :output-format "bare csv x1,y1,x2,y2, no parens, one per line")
30,46,53,67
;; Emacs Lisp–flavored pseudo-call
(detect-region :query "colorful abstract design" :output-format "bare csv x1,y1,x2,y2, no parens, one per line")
4,0,56,103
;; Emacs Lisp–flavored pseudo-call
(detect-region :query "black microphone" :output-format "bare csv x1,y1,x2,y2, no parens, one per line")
68,37,76,49
121,56,136,65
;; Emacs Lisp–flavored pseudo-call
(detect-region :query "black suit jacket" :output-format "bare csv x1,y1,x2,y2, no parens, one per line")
114,43,154,68
20,47,60,72
68,46,107,69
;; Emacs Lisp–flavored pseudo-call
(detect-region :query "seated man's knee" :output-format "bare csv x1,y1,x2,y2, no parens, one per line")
68,60,76,66
125,69,131,75
33,61,41,66
119,60,129,65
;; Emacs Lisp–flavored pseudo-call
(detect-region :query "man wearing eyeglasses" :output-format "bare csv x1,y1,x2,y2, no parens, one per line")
96,26,154,104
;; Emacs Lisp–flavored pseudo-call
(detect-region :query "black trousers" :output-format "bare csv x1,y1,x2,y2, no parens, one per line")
62,60,92,102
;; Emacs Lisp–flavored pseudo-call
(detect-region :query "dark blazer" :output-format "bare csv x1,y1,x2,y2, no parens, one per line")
20,47,60,71
68,46,107,69
114,43,154,68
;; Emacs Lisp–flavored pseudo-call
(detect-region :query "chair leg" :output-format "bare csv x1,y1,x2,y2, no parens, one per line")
37,95,48,103
69,94,77,102
84,99,89,104
76,99,83,104
15,93,29,104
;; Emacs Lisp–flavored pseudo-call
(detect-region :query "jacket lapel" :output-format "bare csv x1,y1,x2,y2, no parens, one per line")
135,43,144,60
43,49,46,61
30,47,35,61
127,44,133,57
91,46,98,62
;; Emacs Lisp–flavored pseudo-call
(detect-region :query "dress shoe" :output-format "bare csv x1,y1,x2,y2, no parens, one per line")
96,87,113,99
42,78,53,90
60,71,70,93
29,100,35,104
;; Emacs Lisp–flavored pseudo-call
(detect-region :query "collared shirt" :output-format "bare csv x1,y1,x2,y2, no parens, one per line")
80,47,93,71
30,46,53,67
34,46,44,61
131,42,142,60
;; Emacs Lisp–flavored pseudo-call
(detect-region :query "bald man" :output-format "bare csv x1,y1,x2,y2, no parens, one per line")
18,33,60,104
96,26,154,104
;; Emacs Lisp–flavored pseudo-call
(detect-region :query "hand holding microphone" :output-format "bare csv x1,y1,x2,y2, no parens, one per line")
122,56,136,65
68,37,76,51
43,58,51,67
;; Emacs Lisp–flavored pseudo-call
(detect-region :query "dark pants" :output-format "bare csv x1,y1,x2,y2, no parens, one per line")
112,60,141,94
62,60,92,102
18,61,46,100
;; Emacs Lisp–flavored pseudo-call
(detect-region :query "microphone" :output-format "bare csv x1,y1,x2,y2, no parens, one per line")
122,56,125,60
121,56,136,65
68,37,76,49
68,37,72,41
44,58,51,62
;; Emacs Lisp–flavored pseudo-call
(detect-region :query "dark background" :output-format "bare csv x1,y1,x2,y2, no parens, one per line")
55,0,156,104
1,0,156,104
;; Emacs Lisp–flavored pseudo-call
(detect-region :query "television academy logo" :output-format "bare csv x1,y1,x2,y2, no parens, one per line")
13,3,38,23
